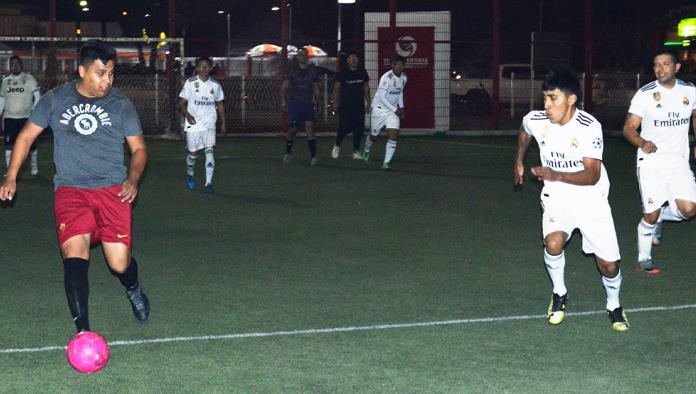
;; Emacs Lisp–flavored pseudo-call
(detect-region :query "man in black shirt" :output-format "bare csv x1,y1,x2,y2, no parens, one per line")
330,51,370,159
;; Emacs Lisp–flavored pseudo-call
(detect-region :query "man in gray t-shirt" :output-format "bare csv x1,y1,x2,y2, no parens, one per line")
0,40,151,334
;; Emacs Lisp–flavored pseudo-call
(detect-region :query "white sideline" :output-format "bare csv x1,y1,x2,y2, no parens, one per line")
2,303,695,355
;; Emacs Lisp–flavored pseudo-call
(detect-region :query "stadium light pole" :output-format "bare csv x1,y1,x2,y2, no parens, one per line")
337,0,356,55
272,4,292,43
218,10,231,75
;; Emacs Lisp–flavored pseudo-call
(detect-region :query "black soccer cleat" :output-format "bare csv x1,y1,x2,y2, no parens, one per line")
126,283,150,324
547,293,568,325
608,307,629,332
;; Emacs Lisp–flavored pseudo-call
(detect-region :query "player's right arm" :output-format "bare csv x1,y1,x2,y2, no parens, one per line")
623,113,655,154
0,79,6,116
514,125,532,186
280,79,290,112
330,81,341,113
178,82,196,125
0,120,44,201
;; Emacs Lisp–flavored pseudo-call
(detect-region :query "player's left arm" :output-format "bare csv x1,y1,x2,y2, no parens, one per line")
216,100,226,135
531,157,601,185
0,80,5,115
120,135,147,203
396,77,406,119
363,81,371,111
312,82,321,108
31,77,40,108
692,108,696,159
32,91,40,108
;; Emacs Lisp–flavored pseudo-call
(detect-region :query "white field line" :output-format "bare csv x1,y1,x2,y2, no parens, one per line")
2,303,695,355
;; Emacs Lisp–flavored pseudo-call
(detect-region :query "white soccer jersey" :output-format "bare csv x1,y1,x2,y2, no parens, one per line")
522,109,610,198
371,70,407,113
0,72,39,119
179,75,224,132
628,79,696,168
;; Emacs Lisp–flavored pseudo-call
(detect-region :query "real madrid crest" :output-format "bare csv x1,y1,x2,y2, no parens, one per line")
684,96,690,106
210,88,215,95
570,136,578,148
541,125,550,139
194,81,199,89
652,92,661,101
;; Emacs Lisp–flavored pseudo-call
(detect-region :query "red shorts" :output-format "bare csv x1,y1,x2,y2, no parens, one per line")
54,185,132,248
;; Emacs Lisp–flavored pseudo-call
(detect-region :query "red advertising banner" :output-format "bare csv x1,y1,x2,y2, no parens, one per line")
377,26,435,128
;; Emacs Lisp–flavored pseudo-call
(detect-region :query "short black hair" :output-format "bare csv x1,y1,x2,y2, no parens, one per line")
542,71,582,101
79,40,116,67
392,55,406,64
346,50,360,58
654,49,679,64
9,55,22,65
196,57,212,67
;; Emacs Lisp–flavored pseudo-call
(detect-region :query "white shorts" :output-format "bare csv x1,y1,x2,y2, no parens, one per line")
370,107,400,136
540,191,621,262
186,129,216,152
637,164,696,213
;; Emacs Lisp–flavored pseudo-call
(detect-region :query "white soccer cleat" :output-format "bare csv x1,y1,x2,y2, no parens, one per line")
331,145,340,159
352,151,362,160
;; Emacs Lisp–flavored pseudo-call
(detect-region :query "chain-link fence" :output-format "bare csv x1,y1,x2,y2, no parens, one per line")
2,36,693,135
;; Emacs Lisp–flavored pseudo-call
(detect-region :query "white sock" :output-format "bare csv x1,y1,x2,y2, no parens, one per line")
204,148,214,186
5,150,10,167
544,249,567,296
186,154,196,177
602,270,622,311
30,150,38,168
384,140,397,164
637,219,655,262
661,205,685,221
364,137,374,153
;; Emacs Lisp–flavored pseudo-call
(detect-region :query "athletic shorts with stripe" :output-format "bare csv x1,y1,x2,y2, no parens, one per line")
54,185,132,248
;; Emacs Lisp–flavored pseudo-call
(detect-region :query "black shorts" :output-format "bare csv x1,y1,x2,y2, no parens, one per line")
3,118,29,148
339,107,365,133
288,101,315,128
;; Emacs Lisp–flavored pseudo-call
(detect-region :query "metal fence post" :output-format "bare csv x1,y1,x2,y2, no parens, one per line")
241,74,247,125
323,73,328,122
510,72,515,118
154,73,160,127
636,73,640,90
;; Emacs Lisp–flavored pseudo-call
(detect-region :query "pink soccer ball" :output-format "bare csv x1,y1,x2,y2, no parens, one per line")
66,331,110,373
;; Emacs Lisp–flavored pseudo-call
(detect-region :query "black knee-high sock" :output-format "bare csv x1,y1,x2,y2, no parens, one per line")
308,138,317,158
63,258,90,332
285,139,294,154
110,257,139,291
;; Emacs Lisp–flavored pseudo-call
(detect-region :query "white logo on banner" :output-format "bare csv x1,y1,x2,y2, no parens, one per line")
74,114,99,135
395,35,417,57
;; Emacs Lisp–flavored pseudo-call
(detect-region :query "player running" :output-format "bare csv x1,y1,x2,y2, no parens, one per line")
362,55,406,170
514,71,628,332
178,57,226,194
623,49,696,274
0,40,150,333
0,56,41,174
